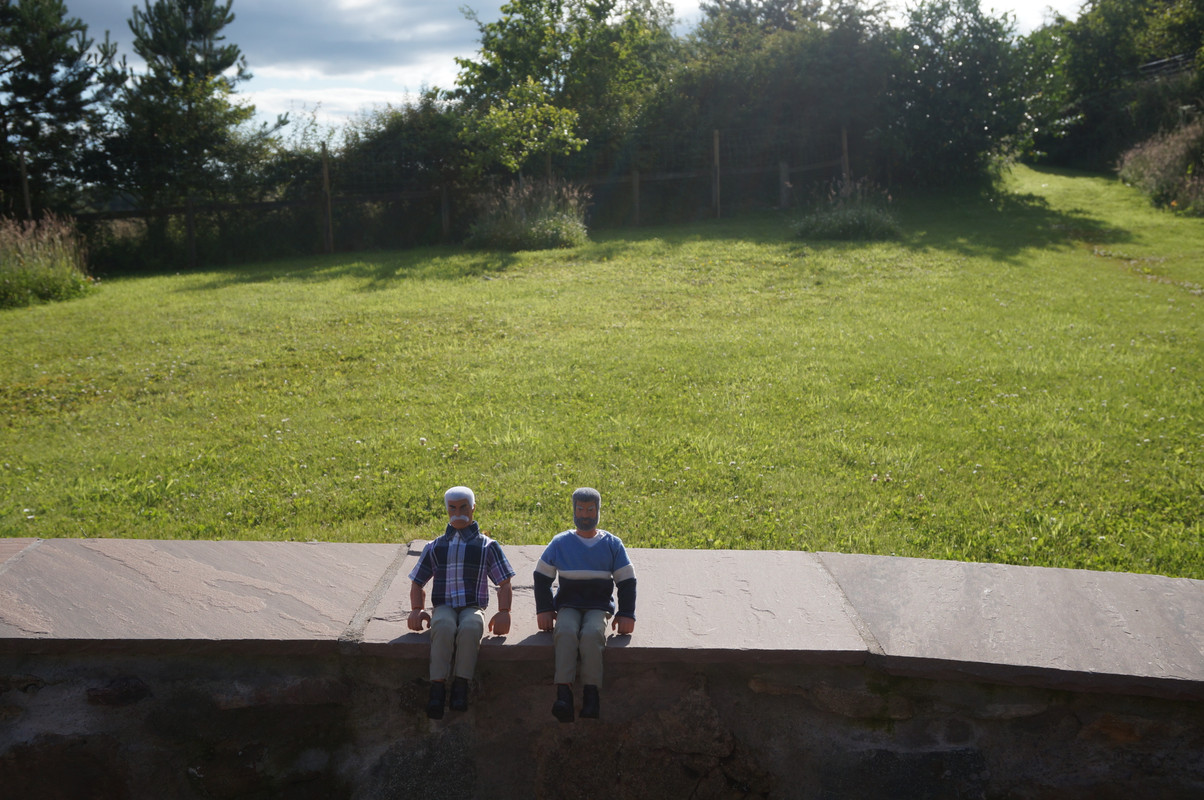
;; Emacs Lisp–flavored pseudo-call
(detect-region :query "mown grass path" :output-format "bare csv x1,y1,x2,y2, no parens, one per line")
2,166,1200,578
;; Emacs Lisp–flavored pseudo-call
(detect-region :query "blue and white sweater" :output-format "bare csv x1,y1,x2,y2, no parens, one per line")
533,530,637,619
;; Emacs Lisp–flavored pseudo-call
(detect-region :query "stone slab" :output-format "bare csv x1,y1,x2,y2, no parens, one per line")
818,552,1204,696
2,539,1202,698
0,539,402,654
362,544,869,665
0,538,36,568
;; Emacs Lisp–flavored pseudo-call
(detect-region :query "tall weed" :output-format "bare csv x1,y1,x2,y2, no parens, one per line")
465,178,591,251
1118,118,1204,215
793,177,902,241
0,215,94,309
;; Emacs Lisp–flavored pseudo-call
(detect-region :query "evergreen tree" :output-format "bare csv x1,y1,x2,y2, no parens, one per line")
100,0,279,214
0,0,122,216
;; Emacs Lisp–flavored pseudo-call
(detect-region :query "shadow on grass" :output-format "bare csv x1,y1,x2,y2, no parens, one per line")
590,174,1135,262
890,171,1135,262
177,245,522,293
174,168,1137,287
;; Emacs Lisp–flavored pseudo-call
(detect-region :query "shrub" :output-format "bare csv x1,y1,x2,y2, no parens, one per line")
793,177,902,241
465,178,591,251
1118,118,1204,215
0,215,95,309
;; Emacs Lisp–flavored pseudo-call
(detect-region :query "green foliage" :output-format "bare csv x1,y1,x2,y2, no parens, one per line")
793,176,901,240
1141,0,1204,60
1021,0,1204,170
465,177,591,250
461,77,586,176
339,91,469,191
882,0,1023,185
1061,0,1152,97
0,0,123,216
1118,117,1204,214
455,0,677,174
0,214,94,308
128,0,244,84
98,0,283,212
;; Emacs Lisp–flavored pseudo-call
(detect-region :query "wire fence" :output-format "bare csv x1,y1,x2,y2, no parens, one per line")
74,124,849,270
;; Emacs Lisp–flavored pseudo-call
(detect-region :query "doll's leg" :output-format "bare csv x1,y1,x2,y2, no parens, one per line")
428,605,458,681
425,605,460,719
552,607,584,685
578,610,608,719
577,609,609,687
551,607,585,722
451,607,486,680
446,607,486,712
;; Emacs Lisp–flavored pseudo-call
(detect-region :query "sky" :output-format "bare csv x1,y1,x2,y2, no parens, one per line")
67,0,1087,132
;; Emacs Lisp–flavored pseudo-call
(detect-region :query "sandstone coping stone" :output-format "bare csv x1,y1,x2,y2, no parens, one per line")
0,538,401,655
2,538,1202,699
817,552,1204,698
361,544,868,665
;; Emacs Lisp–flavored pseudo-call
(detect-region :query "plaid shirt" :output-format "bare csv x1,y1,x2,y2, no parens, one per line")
408,522,515,609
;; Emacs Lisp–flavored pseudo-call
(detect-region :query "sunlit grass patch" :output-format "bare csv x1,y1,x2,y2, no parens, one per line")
1,166,1201,578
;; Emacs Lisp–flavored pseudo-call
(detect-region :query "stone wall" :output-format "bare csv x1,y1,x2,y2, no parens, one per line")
3,538,1203,798
3,652,1203,799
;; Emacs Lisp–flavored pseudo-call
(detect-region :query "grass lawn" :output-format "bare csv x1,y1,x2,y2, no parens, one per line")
1,165,1201,578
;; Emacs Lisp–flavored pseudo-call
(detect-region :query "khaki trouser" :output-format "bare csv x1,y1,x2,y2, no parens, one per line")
429,605,486,682
553,607,609,686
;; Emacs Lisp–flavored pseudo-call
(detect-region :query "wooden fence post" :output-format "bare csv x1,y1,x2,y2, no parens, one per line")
441,184,450,240
842,125,851,184
185,197,197,269
632,169,640,227
321,142,334,253
712,129,721,219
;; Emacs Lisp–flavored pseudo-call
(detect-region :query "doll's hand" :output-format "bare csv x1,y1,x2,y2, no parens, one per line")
407,608,431,632
537,611,557,631
612,616,635,635
489,610,511,636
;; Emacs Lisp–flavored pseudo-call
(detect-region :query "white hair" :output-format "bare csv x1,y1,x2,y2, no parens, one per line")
444,486,476,506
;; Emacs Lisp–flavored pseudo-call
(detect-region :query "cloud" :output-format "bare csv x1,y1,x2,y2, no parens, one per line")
68,0,504,80
65,0,1083,128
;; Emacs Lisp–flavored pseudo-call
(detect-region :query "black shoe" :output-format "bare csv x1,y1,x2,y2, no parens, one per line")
449,677,469,712
581,685,600,719
426,681,446,719
552,684,574,723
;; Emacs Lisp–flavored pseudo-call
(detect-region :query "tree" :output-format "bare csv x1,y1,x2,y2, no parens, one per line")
339,90,470,191
129,0,245,86
1061,0,1153,97
881,0,1023,185
1023,0,1200,169
1014,14,1077,160
694,0,823,51
99,0,281,213
454,0,676,174
463,77,586,175
635,1,892,182
0,0,122,216
1141,0,1204,62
